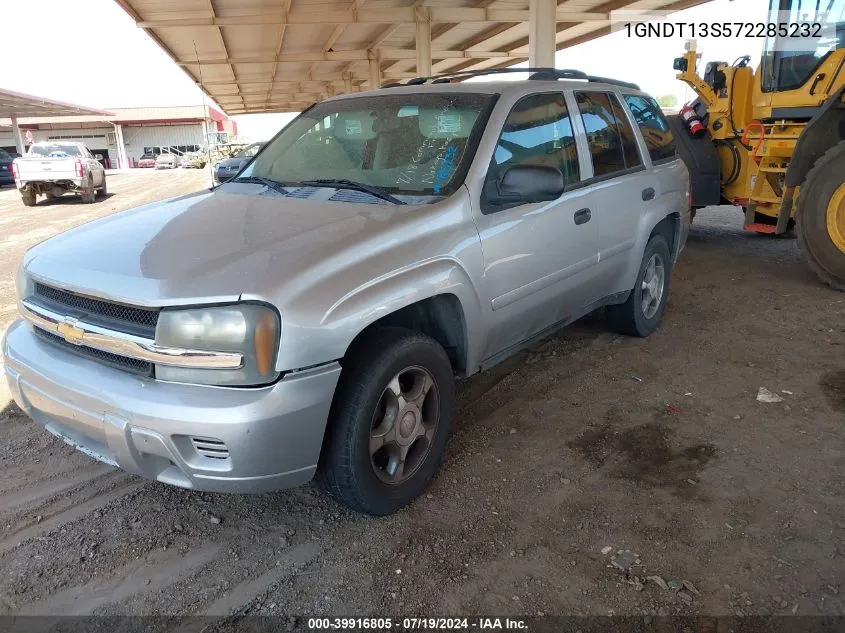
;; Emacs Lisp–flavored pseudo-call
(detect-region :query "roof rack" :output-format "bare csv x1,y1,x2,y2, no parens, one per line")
381,67,640,91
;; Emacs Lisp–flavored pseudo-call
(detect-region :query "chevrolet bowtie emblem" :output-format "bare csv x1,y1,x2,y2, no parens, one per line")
57,317,85,345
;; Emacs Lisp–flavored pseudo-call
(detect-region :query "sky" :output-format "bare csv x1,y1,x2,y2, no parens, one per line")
3,0,770,140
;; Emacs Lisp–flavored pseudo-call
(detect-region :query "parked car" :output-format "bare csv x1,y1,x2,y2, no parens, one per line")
138,154,157,168
11,142,106,206
214,142,264,182
3,72,689,515
180,152,207,169
0,150,15,186
155,154,177,169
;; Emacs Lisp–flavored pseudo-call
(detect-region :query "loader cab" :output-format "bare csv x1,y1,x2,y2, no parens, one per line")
760,0,845,93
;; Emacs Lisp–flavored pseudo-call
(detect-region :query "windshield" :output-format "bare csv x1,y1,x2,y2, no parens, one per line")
239,92,496,198
761,0,845,91
29,144,83,157
237,143,263,158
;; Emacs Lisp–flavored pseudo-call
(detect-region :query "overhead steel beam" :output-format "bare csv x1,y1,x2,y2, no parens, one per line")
264,0,292,109
180,49,519,65
137,8,609,28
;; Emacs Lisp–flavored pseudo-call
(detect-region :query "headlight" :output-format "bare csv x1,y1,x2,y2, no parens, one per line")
155,304,280,386
15,263,32,300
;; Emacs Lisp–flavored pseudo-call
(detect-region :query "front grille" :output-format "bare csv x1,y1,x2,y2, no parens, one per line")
35,328,154,377
33,282,159,337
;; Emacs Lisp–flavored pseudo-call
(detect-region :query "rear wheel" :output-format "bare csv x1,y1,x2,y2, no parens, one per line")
98,175,107,198
80,176,96,203
317,327,455,516
606,234,671,337
21,189,36,207
796,141,845,291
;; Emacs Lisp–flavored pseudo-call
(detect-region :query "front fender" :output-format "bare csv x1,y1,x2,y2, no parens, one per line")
276,257,486,374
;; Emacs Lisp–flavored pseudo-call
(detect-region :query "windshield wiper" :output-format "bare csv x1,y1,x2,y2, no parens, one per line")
232,175,289,195
294,179,407,205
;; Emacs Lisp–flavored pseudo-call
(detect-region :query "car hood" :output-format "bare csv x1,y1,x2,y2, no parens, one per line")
24,184,424,307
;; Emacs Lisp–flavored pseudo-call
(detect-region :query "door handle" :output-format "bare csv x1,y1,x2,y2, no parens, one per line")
574,208,591,225
642,187,655,201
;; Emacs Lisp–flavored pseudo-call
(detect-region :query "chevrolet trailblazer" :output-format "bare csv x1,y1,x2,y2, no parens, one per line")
3,69,690,515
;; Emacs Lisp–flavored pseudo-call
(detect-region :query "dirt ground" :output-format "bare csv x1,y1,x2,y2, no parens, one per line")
0,170,843,622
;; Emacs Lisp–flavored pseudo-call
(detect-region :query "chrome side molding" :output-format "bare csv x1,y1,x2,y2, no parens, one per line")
19,299,244,370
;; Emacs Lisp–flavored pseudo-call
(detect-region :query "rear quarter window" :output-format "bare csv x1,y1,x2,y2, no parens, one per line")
623,95,677,164
575,91,643,178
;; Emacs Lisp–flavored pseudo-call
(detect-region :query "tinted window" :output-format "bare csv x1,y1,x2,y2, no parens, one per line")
492,92,580,185
576,92,642,177
624,95,676,163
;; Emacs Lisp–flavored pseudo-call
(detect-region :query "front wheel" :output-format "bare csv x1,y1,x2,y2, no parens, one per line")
796,141,845,291
606,234,671,337
317,327,455,516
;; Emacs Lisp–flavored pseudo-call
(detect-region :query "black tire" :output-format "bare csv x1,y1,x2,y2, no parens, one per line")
606,234,672,337
795,141,845,292
80,176,96,204
98,175,107,198
21,189,36,207
317,327,456,516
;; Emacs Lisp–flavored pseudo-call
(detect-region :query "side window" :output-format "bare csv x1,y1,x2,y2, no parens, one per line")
623,95,677,163
492,92,580,186
576,91,643,178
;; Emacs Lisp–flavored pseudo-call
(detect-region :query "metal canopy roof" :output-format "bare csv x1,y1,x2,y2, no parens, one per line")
0,88,113,119
115,0,704,116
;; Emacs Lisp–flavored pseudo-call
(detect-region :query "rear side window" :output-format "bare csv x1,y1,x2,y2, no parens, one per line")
492,92,580,186
623,95,677,163
576,92,643,178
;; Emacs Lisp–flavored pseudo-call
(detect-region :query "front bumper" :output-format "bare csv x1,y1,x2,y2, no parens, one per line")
2,319,341,493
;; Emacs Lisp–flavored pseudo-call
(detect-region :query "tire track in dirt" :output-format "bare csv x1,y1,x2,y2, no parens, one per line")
18,544,222,616
0,464,115,513
0,478,145,556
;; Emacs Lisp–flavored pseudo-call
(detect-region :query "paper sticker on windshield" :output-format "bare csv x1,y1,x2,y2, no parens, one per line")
345,119,363,135
436,114,461,134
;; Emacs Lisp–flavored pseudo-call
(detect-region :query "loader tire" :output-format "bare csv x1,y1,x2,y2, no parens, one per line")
796,141,845,292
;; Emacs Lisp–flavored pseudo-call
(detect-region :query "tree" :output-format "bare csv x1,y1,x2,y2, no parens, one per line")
656,94,678,108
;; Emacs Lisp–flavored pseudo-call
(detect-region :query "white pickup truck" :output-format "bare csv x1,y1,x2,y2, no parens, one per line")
12,141,107,207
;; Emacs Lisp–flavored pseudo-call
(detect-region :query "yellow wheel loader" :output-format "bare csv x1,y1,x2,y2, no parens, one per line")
671,0,845,290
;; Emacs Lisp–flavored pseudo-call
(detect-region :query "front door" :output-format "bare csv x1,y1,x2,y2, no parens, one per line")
473,91,599,361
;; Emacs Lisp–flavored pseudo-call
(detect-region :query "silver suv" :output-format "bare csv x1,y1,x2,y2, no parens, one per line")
3,69,690,515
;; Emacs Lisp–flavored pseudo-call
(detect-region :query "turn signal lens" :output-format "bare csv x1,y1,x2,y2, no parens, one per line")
254,311,277,376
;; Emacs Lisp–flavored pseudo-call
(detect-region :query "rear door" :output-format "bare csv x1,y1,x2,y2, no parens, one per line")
572,91,654,293
473,91,599,361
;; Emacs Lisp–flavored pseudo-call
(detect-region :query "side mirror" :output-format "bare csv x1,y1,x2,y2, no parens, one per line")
95,154,103,160
485,165,565,208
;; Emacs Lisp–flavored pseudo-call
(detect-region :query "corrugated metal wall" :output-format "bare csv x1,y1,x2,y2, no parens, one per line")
122,123,204,161
34,127,115,151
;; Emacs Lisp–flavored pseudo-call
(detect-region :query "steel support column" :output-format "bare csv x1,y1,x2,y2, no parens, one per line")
368,51,382,88
113,123,129,169
415,6,432,77
10,116,25,155
529,0,556,68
